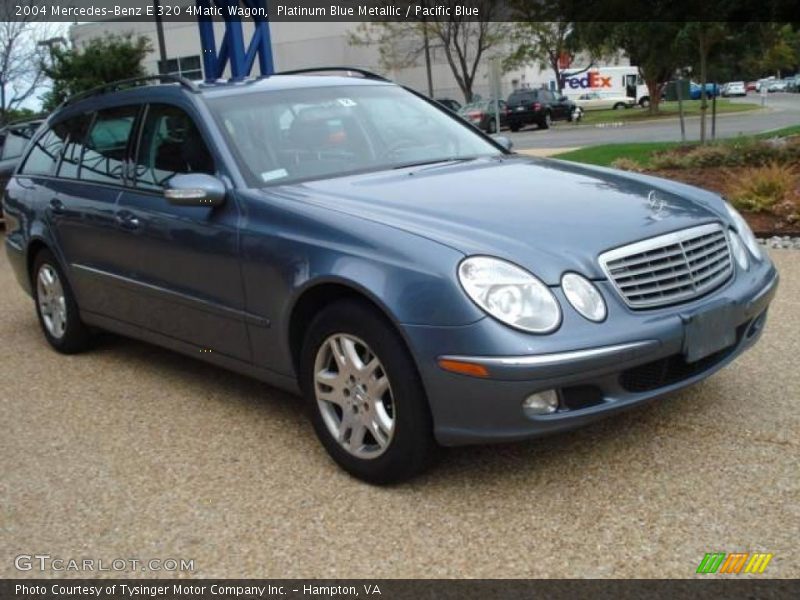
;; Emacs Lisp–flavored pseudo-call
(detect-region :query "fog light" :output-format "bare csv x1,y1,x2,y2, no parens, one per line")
523,390,559,415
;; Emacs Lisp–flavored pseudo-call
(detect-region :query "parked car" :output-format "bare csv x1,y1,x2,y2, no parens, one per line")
768,80,788,92
721,81,747,97
689,82,721,100
0,118,44,222
435,97,461,112
574,92,635,111
458,99,508,133
787,76,800,93
506,88,578,131
4,71,778,483
746,82,758,92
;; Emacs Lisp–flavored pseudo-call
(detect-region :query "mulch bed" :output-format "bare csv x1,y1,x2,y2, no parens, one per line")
647,167,800,237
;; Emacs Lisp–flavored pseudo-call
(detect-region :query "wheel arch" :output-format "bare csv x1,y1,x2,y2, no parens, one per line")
286,278,412,379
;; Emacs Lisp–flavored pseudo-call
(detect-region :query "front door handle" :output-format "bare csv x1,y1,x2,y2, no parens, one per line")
49,198,65,215
115,209,141,230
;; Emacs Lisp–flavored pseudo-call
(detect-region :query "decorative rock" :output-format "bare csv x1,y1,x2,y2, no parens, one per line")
758,236,800,249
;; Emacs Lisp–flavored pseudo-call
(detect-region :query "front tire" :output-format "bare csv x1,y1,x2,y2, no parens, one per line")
32,249,92,354
300,299,436,484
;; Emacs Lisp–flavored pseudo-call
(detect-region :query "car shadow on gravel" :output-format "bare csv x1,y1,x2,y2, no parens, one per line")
88,330,714,488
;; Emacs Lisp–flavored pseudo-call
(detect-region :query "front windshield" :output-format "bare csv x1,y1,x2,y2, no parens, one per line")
207,84,503,186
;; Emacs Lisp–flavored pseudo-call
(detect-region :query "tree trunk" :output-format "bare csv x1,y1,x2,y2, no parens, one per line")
699,31,709,144
646,78,661,114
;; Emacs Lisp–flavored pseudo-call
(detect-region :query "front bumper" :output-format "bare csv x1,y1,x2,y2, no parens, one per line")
404,262,779,446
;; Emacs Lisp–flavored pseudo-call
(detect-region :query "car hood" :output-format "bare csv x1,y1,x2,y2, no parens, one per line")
270,156,728,284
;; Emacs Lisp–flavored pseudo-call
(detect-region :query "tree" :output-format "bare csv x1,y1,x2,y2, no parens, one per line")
504,22,576,94
41,34,152,111
350,1,507,102
677,23,729,144
0,2,63,124
577,22,687,115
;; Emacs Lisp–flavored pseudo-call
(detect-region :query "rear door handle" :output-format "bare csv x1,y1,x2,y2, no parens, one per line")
115,209,141,230
49,198,65,214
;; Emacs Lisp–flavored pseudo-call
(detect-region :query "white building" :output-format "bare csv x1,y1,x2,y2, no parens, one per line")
70,18,629,104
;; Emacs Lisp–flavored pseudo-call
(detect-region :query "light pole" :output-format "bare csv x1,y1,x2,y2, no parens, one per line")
153,0,168,74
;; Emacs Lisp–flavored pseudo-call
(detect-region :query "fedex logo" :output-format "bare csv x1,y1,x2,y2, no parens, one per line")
561,71,612,90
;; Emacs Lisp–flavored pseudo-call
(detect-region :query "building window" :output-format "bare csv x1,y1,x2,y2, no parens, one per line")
159,55,203,81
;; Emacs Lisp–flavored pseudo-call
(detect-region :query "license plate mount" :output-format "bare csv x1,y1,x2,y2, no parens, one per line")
682,301,738,363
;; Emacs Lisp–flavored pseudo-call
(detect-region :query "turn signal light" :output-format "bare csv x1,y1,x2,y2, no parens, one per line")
438,359,490,378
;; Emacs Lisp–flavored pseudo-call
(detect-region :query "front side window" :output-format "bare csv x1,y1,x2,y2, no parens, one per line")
133,104,215,191
20,127,66,176
207,84,501,187
80,106,139,185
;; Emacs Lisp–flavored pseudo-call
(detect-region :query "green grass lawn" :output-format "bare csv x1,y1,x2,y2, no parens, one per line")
553,124,800,167
578,99,760,125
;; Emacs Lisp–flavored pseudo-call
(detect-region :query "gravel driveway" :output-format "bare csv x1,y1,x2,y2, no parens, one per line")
1,249,798,579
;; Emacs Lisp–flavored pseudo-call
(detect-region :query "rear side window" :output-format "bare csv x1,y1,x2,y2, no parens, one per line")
80,106,139,184
57,114,93,179
20,127,66,176
133,104,215,191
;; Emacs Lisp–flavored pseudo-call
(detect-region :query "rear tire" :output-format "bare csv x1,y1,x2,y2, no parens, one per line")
613,103,625,110
300,299,437,484
32,249,92,354
509,123,520,132
538,112,551,129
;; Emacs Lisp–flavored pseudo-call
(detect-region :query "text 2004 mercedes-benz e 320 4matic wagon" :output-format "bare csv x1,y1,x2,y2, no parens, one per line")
4,70,778,483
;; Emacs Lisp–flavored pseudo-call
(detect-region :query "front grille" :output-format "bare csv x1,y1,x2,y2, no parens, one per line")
619,348,733,393
619,320,749,393
599,223,733,309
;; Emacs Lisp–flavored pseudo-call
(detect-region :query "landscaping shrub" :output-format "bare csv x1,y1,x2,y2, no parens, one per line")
649,135,800,170
610,157,643,172
725,162,799,213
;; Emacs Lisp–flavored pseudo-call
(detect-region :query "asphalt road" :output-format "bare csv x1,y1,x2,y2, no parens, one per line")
512,93,800,150
1,249,798,579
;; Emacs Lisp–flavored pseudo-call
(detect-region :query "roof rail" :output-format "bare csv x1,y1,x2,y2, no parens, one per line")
61,74,199,108
275,67,390,82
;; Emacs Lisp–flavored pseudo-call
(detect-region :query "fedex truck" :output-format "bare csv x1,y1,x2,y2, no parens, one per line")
557,66,651,107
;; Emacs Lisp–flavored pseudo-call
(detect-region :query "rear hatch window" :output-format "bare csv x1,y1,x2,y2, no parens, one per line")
508,91,538,106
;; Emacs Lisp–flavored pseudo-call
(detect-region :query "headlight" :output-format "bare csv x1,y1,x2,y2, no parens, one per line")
728,231,749,270
561,272,607,322
458,256,561,333
724,203,761,260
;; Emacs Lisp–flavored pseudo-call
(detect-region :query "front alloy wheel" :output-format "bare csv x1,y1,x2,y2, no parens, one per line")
300,299,436,484
314,334,395,459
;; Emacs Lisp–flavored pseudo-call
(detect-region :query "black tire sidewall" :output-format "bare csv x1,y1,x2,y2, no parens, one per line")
299,300,435,484
32,249,90,354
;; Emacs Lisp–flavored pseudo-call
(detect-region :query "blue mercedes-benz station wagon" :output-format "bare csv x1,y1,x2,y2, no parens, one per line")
4,70,778,483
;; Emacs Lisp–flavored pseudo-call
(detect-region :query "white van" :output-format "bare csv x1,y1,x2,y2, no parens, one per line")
557,66,650,107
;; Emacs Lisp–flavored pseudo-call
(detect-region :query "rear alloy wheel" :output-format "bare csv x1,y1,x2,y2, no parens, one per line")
301,299,436,483
613,102,626,110
486,120,497,134
540,112,552,129
32,249,91,353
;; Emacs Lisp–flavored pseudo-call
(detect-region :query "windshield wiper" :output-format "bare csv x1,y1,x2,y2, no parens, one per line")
392,157,476,170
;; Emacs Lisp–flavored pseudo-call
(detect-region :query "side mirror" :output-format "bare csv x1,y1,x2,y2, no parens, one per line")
560,96,569,102
164,173,226,207
492,135,513,151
